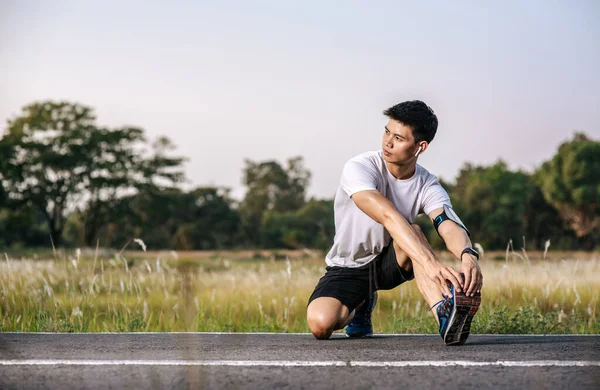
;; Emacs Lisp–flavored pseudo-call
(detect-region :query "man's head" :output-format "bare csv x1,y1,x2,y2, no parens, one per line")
381,100,438,164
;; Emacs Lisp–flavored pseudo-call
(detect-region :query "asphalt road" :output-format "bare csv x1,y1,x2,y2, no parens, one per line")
1,333,599,389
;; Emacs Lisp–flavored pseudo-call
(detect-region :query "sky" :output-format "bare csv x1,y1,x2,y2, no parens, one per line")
1,0,599,200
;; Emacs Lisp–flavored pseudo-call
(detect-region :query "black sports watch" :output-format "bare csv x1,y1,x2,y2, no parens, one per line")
460,247,479,261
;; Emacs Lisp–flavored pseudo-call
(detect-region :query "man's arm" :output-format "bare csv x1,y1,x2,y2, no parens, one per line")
352,190,463,296
427,207,483,297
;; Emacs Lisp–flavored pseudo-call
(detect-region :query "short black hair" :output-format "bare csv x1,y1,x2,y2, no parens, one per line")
383,100,438,144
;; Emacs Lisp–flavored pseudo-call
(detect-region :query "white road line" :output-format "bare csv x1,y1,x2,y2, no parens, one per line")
2,332,599,336
351,360,600,367
0,360,346,367
1,360,599,367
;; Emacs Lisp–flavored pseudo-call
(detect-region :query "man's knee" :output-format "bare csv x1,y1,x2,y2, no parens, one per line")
307,311,336,340
307,297,349,340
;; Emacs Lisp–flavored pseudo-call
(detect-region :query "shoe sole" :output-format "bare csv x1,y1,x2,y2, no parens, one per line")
442,293,481,346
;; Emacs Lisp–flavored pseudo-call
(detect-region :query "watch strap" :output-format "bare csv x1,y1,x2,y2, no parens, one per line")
460,247,479,261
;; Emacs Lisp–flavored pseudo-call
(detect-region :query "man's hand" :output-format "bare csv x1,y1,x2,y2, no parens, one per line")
460,254,483,296
423,261,464,297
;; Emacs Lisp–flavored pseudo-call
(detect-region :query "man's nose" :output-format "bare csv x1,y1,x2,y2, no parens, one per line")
385,135,393,147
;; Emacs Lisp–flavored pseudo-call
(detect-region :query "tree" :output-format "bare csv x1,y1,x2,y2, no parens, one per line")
0,100,185,246
260,198,334,249
0,101,96,246
80,134,185,246
535,133,600,247
172,187,240,250
0,206,49,248
0,147,49,248
239,156,311,246
451,161,557,249
102,186,239,250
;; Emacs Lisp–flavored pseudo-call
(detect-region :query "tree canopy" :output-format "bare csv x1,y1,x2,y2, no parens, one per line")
535,133,600,242
239,156,311,246
0,101,597,251
0,100,185,246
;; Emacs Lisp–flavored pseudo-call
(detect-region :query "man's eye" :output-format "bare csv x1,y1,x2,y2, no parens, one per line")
395,136,401,141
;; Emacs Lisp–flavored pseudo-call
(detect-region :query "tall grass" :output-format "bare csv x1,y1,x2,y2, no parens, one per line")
1,248,598,333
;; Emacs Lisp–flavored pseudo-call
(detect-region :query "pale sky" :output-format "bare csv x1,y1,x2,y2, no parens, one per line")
1,1,599,200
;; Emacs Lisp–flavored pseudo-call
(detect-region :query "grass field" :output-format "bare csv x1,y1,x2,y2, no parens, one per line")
1,247,599,334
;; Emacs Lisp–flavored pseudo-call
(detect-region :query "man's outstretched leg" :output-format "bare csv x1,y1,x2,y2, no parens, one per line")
393,225,443,309
395,224,481,345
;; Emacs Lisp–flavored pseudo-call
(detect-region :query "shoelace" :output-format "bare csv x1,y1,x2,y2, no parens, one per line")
428,298,446,312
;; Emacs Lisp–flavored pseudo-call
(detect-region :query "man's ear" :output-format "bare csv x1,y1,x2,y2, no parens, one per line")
415,141,429,156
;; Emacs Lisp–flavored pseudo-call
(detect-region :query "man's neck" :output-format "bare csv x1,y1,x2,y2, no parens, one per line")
386,160,417,180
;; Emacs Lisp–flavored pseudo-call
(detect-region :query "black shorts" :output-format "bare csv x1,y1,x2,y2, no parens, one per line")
307,244,415,313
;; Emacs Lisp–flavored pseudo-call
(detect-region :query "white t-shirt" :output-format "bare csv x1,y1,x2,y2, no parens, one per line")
325,150,451,268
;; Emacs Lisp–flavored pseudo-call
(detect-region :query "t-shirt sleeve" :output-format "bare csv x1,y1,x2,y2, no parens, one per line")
421,179,451,215
340,159,380,197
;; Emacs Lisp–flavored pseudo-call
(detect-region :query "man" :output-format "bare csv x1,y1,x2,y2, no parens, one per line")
306,100,483,345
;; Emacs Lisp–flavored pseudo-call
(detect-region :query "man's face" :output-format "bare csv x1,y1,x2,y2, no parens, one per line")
381,119,420,164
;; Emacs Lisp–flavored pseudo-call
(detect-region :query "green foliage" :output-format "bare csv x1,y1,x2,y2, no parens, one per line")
104,186,240,250
1,101,98,245
450,161,570,249
0,205,49,248
239,156,311,246
0,100,185,247
0,101,597,251
535,133,600,246
115,315,147,332
260,198,334,249
170,187,241,250
474,307,566,334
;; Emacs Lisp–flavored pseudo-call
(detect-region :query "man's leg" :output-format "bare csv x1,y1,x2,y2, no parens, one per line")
395,224,481,345
393,224,444,319
308,224,442,339
307,297,355,340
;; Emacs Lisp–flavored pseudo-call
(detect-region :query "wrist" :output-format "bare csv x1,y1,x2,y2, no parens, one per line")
460,247,479,261
462,253,478,262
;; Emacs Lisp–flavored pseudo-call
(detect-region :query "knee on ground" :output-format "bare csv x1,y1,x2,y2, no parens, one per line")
307,312,335,340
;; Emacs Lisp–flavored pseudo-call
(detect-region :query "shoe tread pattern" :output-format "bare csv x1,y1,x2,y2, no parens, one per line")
443,293,481,346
